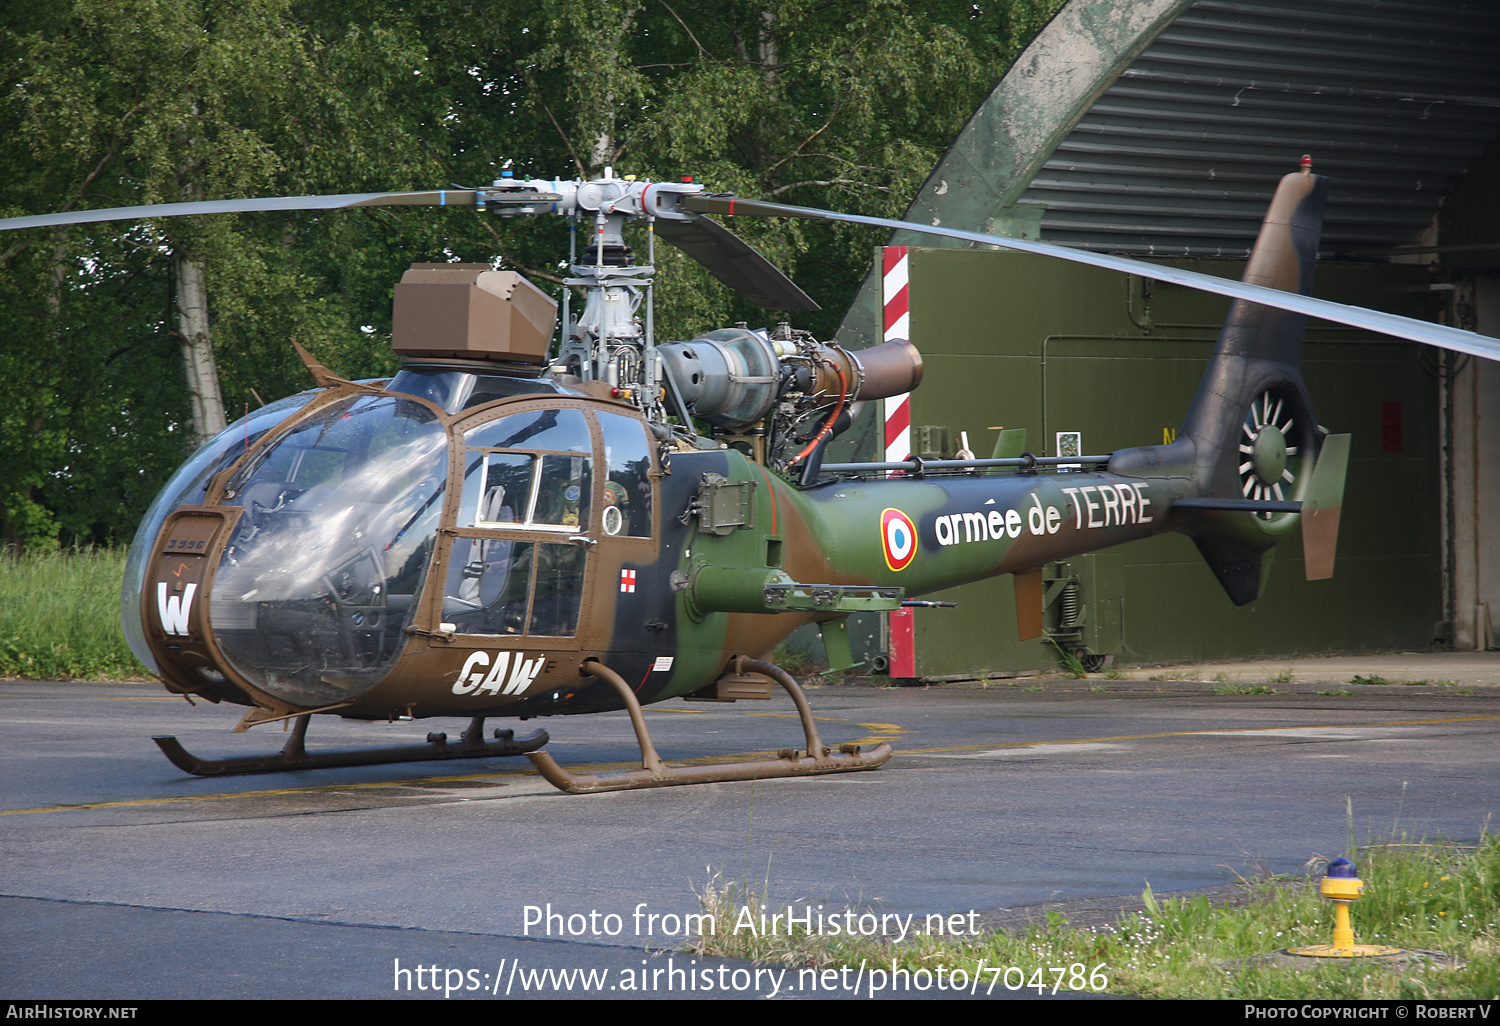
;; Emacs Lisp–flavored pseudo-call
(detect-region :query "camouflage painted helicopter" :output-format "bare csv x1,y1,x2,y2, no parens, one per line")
6,159,1498,793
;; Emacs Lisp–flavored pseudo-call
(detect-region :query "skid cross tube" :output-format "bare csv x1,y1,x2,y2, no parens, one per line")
153,714,548,776
526,659,892,793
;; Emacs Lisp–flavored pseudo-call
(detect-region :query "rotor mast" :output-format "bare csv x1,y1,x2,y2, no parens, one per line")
488,170,706,411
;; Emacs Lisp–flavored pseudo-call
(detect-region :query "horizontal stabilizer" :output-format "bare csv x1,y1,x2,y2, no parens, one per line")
1174,498,1301,514
1302,434,1350,581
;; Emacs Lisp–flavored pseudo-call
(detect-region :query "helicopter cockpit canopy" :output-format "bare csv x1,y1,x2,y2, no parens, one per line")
121,360,664,715
120,390,317,679
208,394,447,707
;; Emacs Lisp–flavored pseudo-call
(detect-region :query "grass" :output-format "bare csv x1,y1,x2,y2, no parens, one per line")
1350,675,1453,688
691,833,1500,999
1049,640,1089,679
1270,670,1295,684
1213,682,1278,695
772,642,824,678
0,547,146,680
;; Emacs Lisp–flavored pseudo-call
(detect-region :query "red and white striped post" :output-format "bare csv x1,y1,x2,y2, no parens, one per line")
882,246,916,678
881,246,912,464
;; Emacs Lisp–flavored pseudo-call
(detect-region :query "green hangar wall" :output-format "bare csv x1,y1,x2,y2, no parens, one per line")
831,0,1500,676
900,248,1441,676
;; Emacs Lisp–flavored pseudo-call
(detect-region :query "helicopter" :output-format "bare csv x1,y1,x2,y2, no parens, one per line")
6,158,1499,794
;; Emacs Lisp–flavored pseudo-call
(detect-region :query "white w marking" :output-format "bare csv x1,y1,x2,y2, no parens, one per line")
156,582,197,636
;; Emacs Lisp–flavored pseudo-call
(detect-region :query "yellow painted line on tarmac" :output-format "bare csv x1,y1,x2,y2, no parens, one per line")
0,769,543,816
904,715,1500,755
3,760,689,817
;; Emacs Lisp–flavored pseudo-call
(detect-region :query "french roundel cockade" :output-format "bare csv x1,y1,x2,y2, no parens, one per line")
881,508,918,572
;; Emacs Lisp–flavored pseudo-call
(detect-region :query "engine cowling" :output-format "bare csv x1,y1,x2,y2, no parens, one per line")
656,330,923,430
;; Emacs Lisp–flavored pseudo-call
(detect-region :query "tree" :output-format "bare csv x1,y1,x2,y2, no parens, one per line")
447,0,1053,339
0,0,444,544
0,0,1060,547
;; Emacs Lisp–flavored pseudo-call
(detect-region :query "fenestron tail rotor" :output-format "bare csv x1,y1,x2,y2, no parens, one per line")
1239,388,1303,518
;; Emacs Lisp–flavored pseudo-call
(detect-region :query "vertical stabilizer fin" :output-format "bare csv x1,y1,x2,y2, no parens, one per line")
1150,158,1337,607
1192,537,1273,607
1302,434,1350,581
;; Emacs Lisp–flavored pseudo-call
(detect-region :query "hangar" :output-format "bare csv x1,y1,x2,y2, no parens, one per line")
834,0,1500,677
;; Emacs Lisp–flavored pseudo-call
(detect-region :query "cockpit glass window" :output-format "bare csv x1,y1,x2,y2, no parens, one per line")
442,539,583,637
121,391,315,674
530,543,585,636
534,454,590,529
466,409,590,453
445,538,533,635
458,407,593,532
209,395,447,706
595,411,654,537
446,404,594,638
472,454,531,526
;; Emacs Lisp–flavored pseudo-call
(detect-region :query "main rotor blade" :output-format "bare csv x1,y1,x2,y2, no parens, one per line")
0,190,488,232
654,215,819,312
684,195,1500,363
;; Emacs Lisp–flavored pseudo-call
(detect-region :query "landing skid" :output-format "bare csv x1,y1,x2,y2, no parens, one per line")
153,715,549,776
527,657,892,793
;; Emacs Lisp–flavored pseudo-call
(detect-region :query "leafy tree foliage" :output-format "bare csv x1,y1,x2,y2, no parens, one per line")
1,0,1060,547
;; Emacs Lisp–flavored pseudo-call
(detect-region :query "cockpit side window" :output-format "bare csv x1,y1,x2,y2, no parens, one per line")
595,411,654,538
441,539,584,637
445,403,595,638
458,409,593,532
465,408,590,453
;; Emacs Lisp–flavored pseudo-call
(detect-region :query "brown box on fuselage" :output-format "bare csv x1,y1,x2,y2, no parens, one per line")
392,264,557,363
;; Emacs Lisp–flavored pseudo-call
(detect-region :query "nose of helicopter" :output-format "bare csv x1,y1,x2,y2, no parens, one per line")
206,394,448,707
122,392,450,709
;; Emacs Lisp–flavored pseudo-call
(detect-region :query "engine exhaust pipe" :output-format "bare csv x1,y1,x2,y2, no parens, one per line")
807,337,923,402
